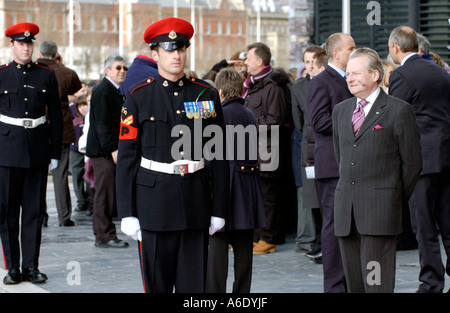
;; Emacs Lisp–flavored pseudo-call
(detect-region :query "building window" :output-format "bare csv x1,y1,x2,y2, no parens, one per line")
11,14,17,26
102,17,108,32
136,17,141,32
53,15,57,31
226,21,231,36
112,17,117,33
90,17,96,32
217,21,222,35
206,21,211,35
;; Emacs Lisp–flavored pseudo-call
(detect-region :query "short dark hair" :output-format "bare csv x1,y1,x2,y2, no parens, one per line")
304,45,328,67
247,42,272,66
215,68,243,100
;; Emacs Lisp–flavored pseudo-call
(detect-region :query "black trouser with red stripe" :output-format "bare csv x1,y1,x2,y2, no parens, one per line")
0,166,47,271
138,229,208,293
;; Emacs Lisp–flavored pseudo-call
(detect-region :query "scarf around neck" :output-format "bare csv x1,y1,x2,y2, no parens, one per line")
242,65,272,98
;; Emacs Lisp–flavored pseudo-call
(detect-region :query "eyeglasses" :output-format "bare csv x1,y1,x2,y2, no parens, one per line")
115,65,128,71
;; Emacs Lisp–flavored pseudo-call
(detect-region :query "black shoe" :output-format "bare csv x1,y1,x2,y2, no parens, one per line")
3,269,21,285
75,205,88,212
307,243,322,255
59,219,75,227
22,268,48,283
312,255,323,264
95,239,129,248
306,250,323,264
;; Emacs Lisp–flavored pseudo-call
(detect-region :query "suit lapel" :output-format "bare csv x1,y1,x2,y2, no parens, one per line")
355,90,387,140
343,98,357,138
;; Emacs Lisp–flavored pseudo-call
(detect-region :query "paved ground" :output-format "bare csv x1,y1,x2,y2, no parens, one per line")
0,175,448,294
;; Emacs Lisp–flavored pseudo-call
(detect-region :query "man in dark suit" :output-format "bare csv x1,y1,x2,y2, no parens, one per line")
116,17,229,293
0,23,63,284
86,54,129,248
291,46,327,256
388,26,450,293
332,48,422,292
307,32,355,292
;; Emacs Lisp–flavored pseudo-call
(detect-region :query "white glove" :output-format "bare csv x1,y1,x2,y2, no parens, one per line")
49,159,59,171
121,217,142,241
209,216,225,235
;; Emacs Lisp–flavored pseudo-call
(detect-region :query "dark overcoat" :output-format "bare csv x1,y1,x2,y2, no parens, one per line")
221,97,265,231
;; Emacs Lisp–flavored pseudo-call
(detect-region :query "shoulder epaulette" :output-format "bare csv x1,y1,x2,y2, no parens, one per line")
188,76,217,93
34,62,54,72
129,77,155,95
0,64,9,70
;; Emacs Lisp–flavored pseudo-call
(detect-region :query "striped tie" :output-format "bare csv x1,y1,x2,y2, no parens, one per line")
352,99,368,136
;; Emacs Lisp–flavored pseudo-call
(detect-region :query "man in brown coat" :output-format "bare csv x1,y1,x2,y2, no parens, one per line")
38,40,82,226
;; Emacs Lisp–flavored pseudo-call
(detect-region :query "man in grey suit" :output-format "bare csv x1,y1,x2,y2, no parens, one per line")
332,48,422,292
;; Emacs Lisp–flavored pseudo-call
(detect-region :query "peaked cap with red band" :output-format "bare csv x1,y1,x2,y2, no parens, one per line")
144,17,194,51
5,22,39,43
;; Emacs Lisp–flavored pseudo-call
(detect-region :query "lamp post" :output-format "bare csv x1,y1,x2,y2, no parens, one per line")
342,0,351,34
190,0,195,71
174,0,178,18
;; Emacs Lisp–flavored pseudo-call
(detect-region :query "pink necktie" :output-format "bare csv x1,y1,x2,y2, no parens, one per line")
352,99,368,136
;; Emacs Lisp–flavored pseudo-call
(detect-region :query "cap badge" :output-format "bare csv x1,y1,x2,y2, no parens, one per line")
168,30,177,40
24,31,30,37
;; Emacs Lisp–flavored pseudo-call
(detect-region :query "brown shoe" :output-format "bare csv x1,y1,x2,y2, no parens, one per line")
253,240,276,255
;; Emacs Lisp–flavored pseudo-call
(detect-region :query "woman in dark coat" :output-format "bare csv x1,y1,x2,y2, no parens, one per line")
206,68,265,293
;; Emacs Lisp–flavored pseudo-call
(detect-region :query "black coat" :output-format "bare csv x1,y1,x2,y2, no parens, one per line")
0,61,63,167
389,54,450,175
86,77,125,158
116,75,229,231
221,97,265,231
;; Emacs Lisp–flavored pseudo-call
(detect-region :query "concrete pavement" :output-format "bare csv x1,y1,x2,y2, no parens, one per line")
0,175,448,294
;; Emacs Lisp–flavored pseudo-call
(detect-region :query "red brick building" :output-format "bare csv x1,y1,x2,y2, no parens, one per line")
0,0,252,80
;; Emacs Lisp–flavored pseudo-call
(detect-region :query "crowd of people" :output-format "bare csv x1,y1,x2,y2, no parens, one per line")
0,18,449,294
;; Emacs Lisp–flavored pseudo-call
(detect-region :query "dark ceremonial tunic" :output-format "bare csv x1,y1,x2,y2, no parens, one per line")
0,60,63,270
116,75,228,231
0,61,62,167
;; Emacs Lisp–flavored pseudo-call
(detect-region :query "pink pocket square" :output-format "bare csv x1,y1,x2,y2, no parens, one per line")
372,124,384,131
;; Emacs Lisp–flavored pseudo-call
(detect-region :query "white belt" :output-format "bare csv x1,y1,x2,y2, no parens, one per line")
0,114,46,129
140,157,205,176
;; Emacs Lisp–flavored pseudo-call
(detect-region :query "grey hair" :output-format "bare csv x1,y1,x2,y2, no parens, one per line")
104,54,125,70
388,26,418,53
40,40,58,58
349,47,384,84
416,33,431,54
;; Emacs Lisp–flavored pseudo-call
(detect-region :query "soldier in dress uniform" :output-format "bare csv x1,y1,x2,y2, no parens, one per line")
0,23,63,284
116,17,229,293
